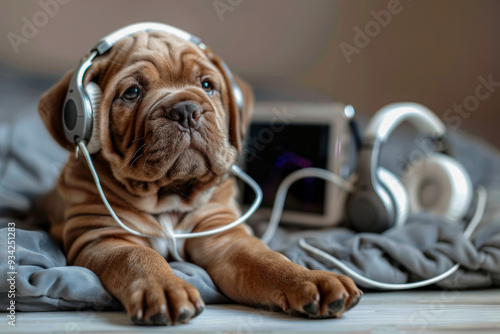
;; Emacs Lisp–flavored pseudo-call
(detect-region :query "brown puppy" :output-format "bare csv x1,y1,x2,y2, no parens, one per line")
38,30,361,325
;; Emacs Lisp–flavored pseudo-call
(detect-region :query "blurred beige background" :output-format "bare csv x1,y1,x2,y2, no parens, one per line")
1,0,499,147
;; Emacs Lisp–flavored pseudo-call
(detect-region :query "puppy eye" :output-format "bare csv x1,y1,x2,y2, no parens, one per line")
201,80,214,95
122,86,141,102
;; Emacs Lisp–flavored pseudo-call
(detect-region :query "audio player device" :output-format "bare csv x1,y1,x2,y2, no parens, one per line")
242,102,359,227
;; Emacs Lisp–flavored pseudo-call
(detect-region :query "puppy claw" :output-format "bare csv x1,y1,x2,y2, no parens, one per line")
177,309,192,323
131,308,145,325
131,315,145,326
347,295,362,310
136,309,143,320
194,301,205,317
328,298,345,313
303,302,319,315
150,313,169,326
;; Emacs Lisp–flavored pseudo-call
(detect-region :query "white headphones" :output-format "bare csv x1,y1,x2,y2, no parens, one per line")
346,103,473,232
260,103,485,291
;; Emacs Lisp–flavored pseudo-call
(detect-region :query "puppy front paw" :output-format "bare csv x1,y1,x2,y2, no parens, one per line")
123,276,204,326
278,270,362,319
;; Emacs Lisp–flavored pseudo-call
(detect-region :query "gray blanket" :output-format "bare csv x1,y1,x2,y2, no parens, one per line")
1,108,500,312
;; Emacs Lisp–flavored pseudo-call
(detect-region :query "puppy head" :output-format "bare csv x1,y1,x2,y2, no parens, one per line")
39,31,253,198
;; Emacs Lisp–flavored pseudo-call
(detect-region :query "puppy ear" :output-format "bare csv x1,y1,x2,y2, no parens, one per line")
205,48,254,151
38,69,75,150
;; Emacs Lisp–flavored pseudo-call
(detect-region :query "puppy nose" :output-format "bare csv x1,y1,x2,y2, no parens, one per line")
169,101,202,130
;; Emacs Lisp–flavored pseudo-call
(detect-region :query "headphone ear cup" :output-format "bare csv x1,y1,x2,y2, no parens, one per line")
402,154,473,222
84,82,102,154
377,167,409,227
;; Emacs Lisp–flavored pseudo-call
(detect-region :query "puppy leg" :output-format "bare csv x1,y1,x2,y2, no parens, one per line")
186,225,362,318
73,238,204,325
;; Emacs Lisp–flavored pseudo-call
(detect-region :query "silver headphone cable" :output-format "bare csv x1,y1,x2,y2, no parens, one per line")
77,142,263,241
298,185,487,290
261,168,355,244
259,165,487,290
78,140,148,237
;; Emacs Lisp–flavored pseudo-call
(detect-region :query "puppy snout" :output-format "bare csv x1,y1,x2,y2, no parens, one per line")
168,101,202,130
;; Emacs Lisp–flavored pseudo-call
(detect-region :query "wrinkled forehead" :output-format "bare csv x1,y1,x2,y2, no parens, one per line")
96,31,219,87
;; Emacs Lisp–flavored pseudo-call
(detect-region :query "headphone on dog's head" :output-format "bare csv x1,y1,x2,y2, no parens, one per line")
346,103,474,233
58,23,261,263
61,22,244,154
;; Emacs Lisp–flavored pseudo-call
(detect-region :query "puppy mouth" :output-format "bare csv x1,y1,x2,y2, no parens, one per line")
143,125,223,184
167,146,213,179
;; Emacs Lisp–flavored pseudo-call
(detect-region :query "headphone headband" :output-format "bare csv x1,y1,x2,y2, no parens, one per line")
91,22,206,55
62,22,243,147
364,103,446,144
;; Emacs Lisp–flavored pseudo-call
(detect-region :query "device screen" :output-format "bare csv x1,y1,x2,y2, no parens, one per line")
242,122,330,214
